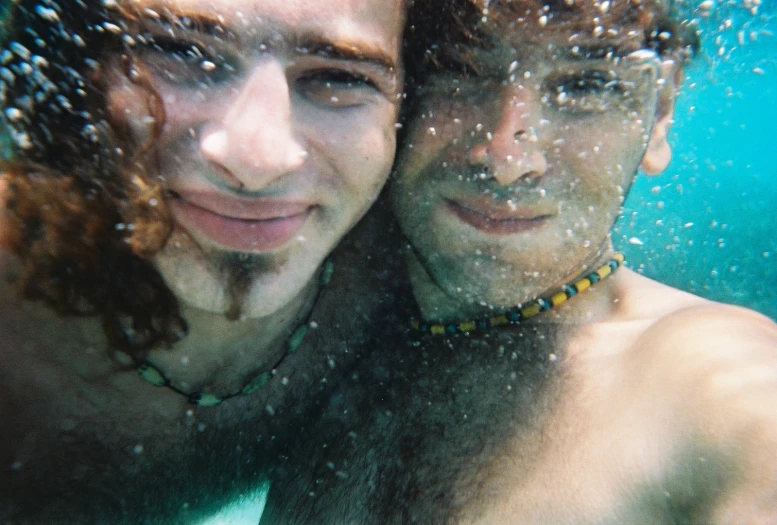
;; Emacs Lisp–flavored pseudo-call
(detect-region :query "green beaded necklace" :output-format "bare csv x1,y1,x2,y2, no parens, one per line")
410,253,624,336
136,260,334,407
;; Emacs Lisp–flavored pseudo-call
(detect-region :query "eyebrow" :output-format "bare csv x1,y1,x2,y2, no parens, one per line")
142,9,238,42
295,35,399,74
137,9,398,74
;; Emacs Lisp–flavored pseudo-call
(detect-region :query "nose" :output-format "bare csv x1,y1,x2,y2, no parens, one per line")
467,84,548,185
200,60,306,192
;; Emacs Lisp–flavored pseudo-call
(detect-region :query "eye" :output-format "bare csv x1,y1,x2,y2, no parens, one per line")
297,69,381,108
546,69,633,114
557,70,618,94
141,36,235,88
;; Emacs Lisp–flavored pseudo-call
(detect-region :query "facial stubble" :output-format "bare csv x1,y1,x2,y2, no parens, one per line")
216,250,291,321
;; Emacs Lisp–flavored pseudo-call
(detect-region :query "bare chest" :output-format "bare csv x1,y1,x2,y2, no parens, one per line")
0,325,293,524
451,337,694,525
1,369,283,523
453,411,687,525
283,324,692,525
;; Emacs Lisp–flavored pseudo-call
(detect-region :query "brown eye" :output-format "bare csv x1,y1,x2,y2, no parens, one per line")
545,70,631,114
297,69,380,108
551,71,621,96
142,36,234,87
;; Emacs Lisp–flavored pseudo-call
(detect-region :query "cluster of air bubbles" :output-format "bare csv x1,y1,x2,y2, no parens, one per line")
82,123,99,143
689,0,772,73
0,0,115,157
697,0,761,18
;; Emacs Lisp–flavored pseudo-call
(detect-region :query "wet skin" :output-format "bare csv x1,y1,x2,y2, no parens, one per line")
108,0,404,319
393,33,663,322
260,15,777,525
0,0,406,521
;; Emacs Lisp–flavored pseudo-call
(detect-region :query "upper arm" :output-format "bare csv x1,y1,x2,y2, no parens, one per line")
642,305,777,523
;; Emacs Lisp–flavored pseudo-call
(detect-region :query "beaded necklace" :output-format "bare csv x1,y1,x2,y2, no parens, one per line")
136,260,334,407
410,253,624,336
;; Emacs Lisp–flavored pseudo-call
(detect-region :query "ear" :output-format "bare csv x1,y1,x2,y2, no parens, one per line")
641,60,683,176
105,66,157,145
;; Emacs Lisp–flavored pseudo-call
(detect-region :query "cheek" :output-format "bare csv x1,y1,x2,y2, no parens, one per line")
394,106,475,188
557,115,648,174
155,87,223,148
394,127,443,188
316,107,398,191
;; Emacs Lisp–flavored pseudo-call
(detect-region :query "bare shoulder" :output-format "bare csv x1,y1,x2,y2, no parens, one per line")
636,292,777,370
626,282,777,523
611,269,776,366
624,269,777,412
611,268,713,321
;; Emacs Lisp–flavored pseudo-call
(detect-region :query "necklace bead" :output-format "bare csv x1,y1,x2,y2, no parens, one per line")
410,253,624,336
136,260,333,406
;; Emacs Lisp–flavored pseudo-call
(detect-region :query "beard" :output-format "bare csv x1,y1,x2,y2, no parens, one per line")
215,249,291,321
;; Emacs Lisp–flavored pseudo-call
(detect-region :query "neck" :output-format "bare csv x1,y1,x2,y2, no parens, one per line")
143,272,321,395
408,242,620,325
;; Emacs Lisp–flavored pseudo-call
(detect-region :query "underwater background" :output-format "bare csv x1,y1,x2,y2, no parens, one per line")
615,0,777,320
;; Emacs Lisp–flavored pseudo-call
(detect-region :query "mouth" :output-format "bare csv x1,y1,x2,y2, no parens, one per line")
168,191,315,252
445,198,553,235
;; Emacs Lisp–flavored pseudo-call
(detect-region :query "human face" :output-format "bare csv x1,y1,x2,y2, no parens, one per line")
107,0,404,318
392,24,663,315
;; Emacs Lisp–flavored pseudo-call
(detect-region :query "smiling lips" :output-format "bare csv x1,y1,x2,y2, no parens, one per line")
446,198,552,235
169,192,314,252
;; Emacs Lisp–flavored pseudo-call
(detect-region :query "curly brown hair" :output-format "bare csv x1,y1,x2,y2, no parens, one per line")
401,0,699,114
1,1,186,358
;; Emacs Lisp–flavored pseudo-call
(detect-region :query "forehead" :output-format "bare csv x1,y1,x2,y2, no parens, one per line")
126,0,405,52
480,33,646,68
487,14,647,49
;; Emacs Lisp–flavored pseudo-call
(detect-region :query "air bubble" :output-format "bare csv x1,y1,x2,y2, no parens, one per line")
4,107,23,121
31,55,49,68
35,5,60,22
10,42,31,61
103,23,123,35
13,131,33,149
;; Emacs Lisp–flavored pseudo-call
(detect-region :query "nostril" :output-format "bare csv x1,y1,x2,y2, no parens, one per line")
513,127,538,143
211,160,245,190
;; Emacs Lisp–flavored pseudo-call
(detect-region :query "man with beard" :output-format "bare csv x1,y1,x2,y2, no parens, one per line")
0,0,410,521
261,1,777,523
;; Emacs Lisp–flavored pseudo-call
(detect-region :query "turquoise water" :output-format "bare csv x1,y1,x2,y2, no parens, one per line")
614,3,777,319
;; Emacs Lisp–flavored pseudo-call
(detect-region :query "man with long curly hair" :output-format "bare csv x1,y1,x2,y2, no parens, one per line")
0,0,412,521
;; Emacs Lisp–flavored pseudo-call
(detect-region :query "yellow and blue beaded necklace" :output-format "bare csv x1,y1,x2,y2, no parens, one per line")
410,253,624,336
